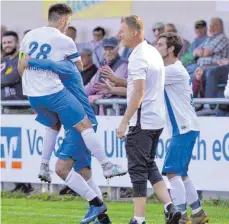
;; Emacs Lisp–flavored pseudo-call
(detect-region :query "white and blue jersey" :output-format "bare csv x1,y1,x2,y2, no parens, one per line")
162,60,199,176
164,60,199,137
28,58,97,126
19,26,81,97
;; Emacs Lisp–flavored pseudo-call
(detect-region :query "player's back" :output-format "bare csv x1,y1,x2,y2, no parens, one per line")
164,60,199,137
20,27,76,97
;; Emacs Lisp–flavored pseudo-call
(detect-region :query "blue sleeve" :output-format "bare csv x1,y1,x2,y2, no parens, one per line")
28,59,75,77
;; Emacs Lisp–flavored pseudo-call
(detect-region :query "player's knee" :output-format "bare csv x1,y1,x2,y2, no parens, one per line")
148,167,163,185
75,118,93,132
132,182,147,197
55,164,69,180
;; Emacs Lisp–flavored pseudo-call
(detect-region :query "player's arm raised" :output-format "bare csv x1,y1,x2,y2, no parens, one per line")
18,52,28,77
18,37,27,77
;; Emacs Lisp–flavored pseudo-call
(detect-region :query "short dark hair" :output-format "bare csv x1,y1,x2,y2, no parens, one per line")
159,32,183,57
24,29,31,35
2,31,19,42
48,3,72,21
93,26,105,36
68,26,77,32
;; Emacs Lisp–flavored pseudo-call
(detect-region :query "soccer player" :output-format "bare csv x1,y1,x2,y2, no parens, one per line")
116,16,180,224
156,32,209,224
20,56,112,224
18,3,127,181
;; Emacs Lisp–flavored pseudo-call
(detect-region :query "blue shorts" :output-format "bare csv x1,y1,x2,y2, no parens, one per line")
162,131,199,176
28,88,86,129
56,125,97,172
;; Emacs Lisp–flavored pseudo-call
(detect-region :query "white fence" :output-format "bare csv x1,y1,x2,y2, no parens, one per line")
1,115,229,192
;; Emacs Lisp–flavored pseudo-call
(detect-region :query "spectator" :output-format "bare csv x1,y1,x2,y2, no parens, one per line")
81,26,106,67
66,26,77,41
193,59,229,114
1,25,7,36
181,20,208,72
152,22,165,46
80,48,97,85
85,37,128,114
193,18,229,68
1,31,29,114
1,25,7,59
165,23,190,57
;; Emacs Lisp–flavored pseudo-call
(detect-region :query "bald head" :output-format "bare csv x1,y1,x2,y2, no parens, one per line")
210,17,224,34
120,15,144,49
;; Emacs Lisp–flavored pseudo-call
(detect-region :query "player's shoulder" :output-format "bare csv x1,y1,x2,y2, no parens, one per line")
166,60,188,75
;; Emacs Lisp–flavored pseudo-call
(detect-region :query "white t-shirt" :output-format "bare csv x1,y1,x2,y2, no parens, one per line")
127,41,165,129
20,27,81,96
164,60,199,137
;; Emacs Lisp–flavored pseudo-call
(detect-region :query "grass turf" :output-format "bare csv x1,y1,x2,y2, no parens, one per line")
1,193,229,224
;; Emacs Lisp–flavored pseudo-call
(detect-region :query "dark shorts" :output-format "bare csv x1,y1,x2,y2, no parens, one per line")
125,125,163,184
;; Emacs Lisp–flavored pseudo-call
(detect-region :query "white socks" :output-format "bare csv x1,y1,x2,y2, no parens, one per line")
87,178,103,200
134,216,145,224
66,170,97,201
41,127,59,164
183,177,202,214
169,176,187,214
81,128,109,164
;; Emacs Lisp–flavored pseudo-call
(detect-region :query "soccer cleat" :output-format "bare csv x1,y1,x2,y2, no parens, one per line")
129,218,146,224
189,209,209,224
102,161,127,179
179,213,191,224
80,204,107,224
165,203,182,224
38,163,51,183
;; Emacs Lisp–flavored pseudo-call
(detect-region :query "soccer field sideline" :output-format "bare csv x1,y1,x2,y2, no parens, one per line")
1,194,229,224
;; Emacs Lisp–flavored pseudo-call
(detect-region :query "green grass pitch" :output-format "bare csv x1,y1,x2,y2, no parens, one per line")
1,193,229,224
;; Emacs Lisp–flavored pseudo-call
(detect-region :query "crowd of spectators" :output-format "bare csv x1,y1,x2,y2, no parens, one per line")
1,17,229,119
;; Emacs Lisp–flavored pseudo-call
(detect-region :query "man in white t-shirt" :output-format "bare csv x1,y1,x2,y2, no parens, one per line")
117,16,181,224
156,32,209,224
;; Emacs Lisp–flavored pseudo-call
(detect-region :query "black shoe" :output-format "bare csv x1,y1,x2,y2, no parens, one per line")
165,204,181,224
22,184,34,193
11,183,24,192
129,218,146,224
59,186,79,196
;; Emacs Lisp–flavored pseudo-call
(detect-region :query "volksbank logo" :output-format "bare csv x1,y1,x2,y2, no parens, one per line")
1,127,22,169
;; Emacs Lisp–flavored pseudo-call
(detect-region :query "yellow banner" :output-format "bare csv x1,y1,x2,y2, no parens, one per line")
43,0,132,19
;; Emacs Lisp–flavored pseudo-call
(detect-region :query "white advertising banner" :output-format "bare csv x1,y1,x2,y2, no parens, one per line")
1,115,229,192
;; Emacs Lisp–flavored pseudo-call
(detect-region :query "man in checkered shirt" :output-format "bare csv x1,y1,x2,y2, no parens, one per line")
193,17,229,67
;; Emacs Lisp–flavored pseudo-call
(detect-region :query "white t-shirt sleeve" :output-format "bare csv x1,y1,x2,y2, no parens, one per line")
129,57,148,80
65,38,81,62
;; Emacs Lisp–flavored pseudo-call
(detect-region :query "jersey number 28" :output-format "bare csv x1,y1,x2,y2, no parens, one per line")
29,41,51,59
